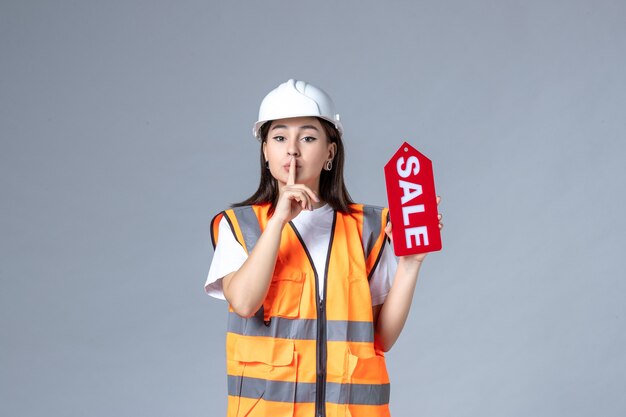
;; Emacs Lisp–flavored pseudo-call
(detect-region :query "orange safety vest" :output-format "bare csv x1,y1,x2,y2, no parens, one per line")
210,203,391,417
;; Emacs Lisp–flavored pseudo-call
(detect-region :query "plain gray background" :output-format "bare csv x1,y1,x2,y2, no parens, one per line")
1,1,625,416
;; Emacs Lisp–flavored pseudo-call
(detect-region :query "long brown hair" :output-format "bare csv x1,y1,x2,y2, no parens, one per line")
233,117,354,213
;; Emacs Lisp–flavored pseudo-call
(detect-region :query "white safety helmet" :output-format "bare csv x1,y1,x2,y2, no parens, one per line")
253,79,343,140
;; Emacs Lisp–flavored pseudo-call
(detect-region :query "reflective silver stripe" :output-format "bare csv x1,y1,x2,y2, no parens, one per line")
327,381,390,405
362,205,383,260
228,313,374,342
228,375,389,405
228,375,314,403
228,312,317,340
326,320,374,343
232,206,262,252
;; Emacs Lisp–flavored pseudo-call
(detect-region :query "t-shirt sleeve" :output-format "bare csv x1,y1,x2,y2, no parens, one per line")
204,217,248,300
368,240,397,306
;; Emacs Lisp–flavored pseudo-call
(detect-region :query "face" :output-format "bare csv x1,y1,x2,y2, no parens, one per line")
263,117,337,193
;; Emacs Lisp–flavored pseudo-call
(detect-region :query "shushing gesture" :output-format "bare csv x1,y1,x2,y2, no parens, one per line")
273,157,320,226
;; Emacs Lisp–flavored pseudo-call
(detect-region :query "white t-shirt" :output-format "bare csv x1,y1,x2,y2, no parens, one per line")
205,204,397,306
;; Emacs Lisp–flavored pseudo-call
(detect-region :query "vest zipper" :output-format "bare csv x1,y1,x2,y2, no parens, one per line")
316,298,327,417
290,212,336,417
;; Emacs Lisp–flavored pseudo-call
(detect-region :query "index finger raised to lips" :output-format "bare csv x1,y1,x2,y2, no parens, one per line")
287,157,296,185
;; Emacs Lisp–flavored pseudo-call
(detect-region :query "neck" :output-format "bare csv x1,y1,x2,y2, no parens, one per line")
311,200,326,210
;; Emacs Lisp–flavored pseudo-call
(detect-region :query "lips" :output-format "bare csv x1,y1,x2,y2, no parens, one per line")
283,164,301,169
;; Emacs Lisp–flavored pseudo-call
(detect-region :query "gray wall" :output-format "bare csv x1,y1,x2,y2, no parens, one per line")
1,1,624,416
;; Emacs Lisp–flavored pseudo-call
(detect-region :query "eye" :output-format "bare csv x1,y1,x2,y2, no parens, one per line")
272,135,286,142
301,136,317,143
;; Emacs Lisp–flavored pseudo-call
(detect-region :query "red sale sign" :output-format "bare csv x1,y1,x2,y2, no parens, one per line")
384,142,442,256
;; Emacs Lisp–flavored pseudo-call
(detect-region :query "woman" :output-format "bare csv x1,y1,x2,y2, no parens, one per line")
205,79,443,417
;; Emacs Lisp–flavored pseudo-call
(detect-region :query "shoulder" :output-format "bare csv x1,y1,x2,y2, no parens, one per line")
344,203,389,221
210,204,271,251
340,203,389,241
341,204,390,277
346,202,387,211
210,210,233,250
210,203,270,227
210,207,250,250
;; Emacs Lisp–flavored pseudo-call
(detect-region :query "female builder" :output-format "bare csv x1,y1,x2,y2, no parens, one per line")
205,79,443,417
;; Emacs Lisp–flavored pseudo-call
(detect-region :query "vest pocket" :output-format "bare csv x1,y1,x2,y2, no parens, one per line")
346,350,390,410
347,351,389,383
231,337,297,417
262,272,305,321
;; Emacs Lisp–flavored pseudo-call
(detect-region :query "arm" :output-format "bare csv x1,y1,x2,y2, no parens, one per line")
373,196,443,351
222,215,284,317
223,157,319,318
373,257,424,352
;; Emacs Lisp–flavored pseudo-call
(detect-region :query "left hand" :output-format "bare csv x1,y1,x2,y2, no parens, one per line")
384,195,443,263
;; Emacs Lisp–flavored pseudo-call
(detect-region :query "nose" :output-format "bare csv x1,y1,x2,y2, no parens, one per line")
287,138,300,157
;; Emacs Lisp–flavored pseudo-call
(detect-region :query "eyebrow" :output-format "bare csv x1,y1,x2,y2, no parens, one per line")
271,124,320,132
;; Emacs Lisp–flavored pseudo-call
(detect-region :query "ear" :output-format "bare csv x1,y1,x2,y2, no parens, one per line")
262,141,268,161
328,142,337,160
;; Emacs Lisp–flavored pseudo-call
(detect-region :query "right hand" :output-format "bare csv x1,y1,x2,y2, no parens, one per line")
272,157,320,225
